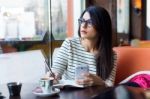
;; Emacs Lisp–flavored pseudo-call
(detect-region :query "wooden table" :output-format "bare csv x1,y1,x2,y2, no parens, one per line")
93,85,146,99
0,83,147,99
0,83,106,99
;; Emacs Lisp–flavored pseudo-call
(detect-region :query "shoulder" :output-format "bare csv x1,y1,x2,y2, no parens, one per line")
64,37,80,42
63,37,80,46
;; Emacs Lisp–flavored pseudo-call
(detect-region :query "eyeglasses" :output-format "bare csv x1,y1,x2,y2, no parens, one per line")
78,18,94,27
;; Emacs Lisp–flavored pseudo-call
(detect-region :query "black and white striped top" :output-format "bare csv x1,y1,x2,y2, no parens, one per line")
52,38,117,86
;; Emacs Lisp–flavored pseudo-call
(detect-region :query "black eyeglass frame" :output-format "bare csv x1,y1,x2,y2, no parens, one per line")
78,18,94,27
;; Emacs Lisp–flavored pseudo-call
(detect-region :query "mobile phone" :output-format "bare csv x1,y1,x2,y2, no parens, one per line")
75,65,89,80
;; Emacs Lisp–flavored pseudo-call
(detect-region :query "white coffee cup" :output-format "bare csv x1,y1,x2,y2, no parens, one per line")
39,77,54,93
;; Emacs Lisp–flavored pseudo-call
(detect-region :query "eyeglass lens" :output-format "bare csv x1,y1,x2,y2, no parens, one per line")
78,18,93,27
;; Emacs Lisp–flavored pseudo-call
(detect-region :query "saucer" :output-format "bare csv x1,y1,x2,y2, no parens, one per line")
32,87,60,97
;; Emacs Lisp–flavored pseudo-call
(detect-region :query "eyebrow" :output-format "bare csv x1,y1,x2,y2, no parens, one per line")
81,18,92,21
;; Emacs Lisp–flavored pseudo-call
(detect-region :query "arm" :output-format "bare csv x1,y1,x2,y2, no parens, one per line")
105,65,117,86
51,38,70,78
105,52,117,86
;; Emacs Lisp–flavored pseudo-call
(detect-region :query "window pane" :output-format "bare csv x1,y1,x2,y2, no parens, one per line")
0,0,49,41
147,0,150,28
51,0,67,40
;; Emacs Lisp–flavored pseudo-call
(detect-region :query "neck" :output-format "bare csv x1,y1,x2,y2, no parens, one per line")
81,38,97,53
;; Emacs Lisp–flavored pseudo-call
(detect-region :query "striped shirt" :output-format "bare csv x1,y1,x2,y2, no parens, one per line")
52,38,117,86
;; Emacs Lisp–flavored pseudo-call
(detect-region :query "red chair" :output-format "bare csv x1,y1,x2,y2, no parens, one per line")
113,46,150,85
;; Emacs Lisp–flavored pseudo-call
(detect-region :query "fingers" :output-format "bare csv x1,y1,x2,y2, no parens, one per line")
54,73,62,80
44,72,56,80
76,73,102,86
76,77,94,86
77,80,93,86
53,79,59,84
82,73,90,77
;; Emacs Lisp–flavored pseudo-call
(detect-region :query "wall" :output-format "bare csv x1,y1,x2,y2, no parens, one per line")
130,0,146,40
86,0,147,45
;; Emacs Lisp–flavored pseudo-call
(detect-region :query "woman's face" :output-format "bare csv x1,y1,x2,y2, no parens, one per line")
79,12,97,40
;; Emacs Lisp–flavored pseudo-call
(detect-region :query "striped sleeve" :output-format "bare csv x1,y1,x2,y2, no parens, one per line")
51,38,70,76
105,52,117,86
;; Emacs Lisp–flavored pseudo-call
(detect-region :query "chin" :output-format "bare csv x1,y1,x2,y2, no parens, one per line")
81,37,96,40
80,36,86,39
81,34,87,38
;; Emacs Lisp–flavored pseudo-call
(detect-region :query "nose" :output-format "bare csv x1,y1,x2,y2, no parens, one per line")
81,22,88,28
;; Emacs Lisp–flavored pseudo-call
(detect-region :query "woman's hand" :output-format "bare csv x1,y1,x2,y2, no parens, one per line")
76,73,105,86
44,72,61,84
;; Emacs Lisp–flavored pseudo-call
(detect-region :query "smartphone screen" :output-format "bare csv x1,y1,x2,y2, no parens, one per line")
75,65,89,80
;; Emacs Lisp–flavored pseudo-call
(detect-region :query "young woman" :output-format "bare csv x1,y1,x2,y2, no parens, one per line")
48,6,117,87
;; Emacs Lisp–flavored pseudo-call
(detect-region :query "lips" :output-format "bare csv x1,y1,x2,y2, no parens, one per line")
81,30,87,34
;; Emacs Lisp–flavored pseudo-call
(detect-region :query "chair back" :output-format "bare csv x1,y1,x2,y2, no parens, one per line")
113,47,150,84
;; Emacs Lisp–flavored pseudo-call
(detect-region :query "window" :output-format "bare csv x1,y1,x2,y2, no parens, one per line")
0,0,85,57
0,0,49,41
51,0,67,40
147,0,150,28
51,0,85,39
117,0,129,34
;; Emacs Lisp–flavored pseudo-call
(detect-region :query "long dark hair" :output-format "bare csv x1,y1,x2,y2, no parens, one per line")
78,6,113,80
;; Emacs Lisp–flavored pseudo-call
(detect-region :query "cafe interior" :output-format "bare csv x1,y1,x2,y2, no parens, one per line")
0,0,150,99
